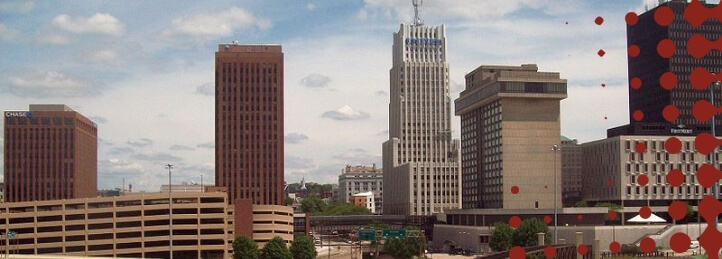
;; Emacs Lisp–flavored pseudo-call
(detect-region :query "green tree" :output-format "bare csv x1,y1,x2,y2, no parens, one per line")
595,202,622,212
384,237,425,259
512,218,551,247
290,235,317,259
261,236,292,259
300,197,328,214
490,222,514,252
574,200,588,207
320,203,372,216
232,236,259,259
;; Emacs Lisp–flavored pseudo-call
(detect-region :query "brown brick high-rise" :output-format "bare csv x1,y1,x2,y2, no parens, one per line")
215,44,284,205
3,104,97,202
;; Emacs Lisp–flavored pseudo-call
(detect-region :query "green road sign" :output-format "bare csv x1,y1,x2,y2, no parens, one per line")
358,229,376,241
382,229,406,238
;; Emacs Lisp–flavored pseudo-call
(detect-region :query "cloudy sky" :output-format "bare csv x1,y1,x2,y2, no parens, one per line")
1,0,707,191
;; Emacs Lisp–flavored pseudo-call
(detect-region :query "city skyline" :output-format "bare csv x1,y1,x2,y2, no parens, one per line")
0,0,701,191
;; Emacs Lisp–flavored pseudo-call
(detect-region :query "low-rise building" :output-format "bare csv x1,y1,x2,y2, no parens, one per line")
561,136,583,206
352,192,375,214
338,164,383,214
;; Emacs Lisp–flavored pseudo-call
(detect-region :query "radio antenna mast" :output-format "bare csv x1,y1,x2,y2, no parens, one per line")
412,0,423,26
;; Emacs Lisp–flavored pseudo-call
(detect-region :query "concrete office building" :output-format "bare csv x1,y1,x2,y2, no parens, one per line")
382,17,462,215
582,135,721,207
215,43,285,205
337,164,383,214
455,64,567,209
609,0,722,137
561,136,583,206
3,105,97,202
352,192,375,214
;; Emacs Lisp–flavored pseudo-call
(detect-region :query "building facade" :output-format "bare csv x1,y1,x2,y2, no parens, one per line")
215,44,284,205
561,136,583,206
159,182,204,193
382,22,462,216
609,0,722,137
455,64,567,209
337,164,382,214
352,192,375,214
3,105,97,203
582,135,721,207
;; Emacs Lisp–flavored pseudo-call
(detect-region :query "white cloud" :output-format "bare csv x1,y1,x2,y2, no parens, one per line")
0,1,35,13
52,13,125,36
195,82,214,96
170,145,195,151
0,24,17,41
127,138,154,147
307,3,317,11
42,34,71,45
321,105,370,121
164,7,271,38
300,73,331,88
3,69,103,98
285,133,309,144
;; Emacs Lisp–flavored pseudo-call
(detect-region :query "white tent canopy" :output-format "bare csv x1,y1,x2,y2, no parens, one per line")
627,213,667,223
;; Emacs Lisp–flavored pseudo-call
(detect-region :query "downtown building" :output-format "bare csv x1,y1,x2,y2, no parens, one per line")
337,164,383,214
382,21,462,216
3,104,97,202
215,43,285,206
455,64,567,209
561,136,583,206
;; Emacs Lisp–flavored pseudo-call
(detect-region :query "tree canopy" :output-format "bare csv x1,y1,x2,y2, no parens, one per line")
490,218,551,252
290,235,317,259
300,197,372,216
260,236,292,259
383,227,425,259
490,222,514,252
232,236,259,259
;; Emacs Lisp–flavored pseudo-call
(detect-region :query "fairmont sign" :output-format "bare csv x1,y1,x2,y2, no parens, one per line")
671,128,693,134
4,111,32,118
405,38,442,45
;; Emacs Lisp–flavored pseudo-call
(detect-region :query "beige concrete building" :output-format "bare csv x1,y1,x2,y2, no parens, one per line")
455,64,567,209
337,164,382,214
582,135,721,207
561,136,583,206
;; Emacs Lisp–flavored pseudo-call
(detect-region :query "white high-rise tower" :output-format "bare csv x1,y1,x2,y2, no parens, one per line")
382,1,461,215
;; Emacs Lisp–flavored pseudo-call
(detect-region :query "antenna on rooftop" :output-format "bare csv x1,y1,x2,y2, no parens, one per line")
412,0,423,26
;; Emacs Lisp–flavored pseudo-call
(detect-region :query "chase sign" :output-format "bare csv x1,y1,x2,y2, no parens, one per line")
4,111,32,118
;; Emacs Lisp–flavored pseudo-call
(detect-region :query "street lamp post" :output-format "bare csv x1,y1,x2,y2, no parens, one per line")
200,174,203,192
166,163,174,259
551,145,560,244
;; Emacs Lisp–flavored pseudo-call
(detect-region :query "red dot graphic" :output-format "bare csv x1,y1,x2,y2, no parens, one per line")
545,246,556,258
635,142,646,153
604,116,608,120
598,49,606,57
670,233,691,253
577,214,583,220
544,216,552,224
631,77,642,89
565,22,568,25
662,105,679,122
595,16,604,25
510,216,522,228
510,246,526,259
602,83,606,87
628,45,640,57
657,39,676,58
640,237,656,253
654,6,674,26
660,72,677,90
640,206,652,219
608,210,618,220
610,242,621,254
577,244,589,255
511,186,520,194
637,175,649,186
544,185,548,189
665,137,682,154
633,110,644,121
607,180,614,186
625,12,638,25
667,169,684,187
669,201,687,220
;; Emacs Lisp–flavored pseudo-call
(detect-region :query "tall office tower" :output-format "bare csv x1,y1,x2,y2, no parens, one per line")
382,3,462,215
3,104,97,202
561,136,582,206
608,0,722,137
455,64,567,209
215,43,284,205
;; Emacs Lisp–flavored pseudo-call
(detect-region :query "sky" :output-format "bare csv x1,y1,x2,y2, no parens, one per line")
1,0,713,192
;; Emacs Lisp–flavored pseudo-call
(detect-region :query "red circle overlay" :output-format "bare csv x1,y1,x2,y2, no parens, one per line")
577,244,589,255
640,206,652,219
640,237,656,253
510,246,526,259
665,137,682,154
637,175,649,186
544,185,548,189
610,241,621,254
545,246,556,258
607,180,614,186
628,45,640,57
511,186,520,194
602,84,606,87
608,210,618,220
598,50,606,57
666,169,685,187
662,105,680,122
577,215,583,220
625,12,639,25
670,233,691,253
544,216,552,224
595,16,604,25
654,6,674,26
510,216,522,228
669,201,687,220
657,39,676,58
633,110,644,121
660,72,678,90
631,78,642,89
635,142,647,153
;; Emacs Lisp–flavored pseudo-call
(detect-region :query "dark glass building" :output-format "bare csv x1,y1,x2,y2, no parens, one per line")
215,44,284,205
3,104,97,202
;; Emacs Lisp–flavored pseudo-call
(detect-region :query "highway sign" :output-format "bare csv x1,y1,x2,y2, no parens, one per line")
382,229,406,238
358,229,376,241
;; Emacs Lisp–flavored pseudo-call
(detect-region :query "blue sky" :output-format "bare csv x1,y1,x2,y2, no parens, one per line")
1,0,711,191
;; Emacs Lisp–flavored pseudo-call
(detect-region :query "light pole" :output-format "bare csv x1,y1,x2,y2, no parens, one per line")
551,145,560,244
166,163,173,259
200,174,203,192
711,74,721,232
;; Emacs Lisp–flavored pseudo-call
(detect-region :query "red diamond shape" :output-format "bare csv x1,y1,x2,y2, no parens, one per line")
598,49,606,57
595,16,604,25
